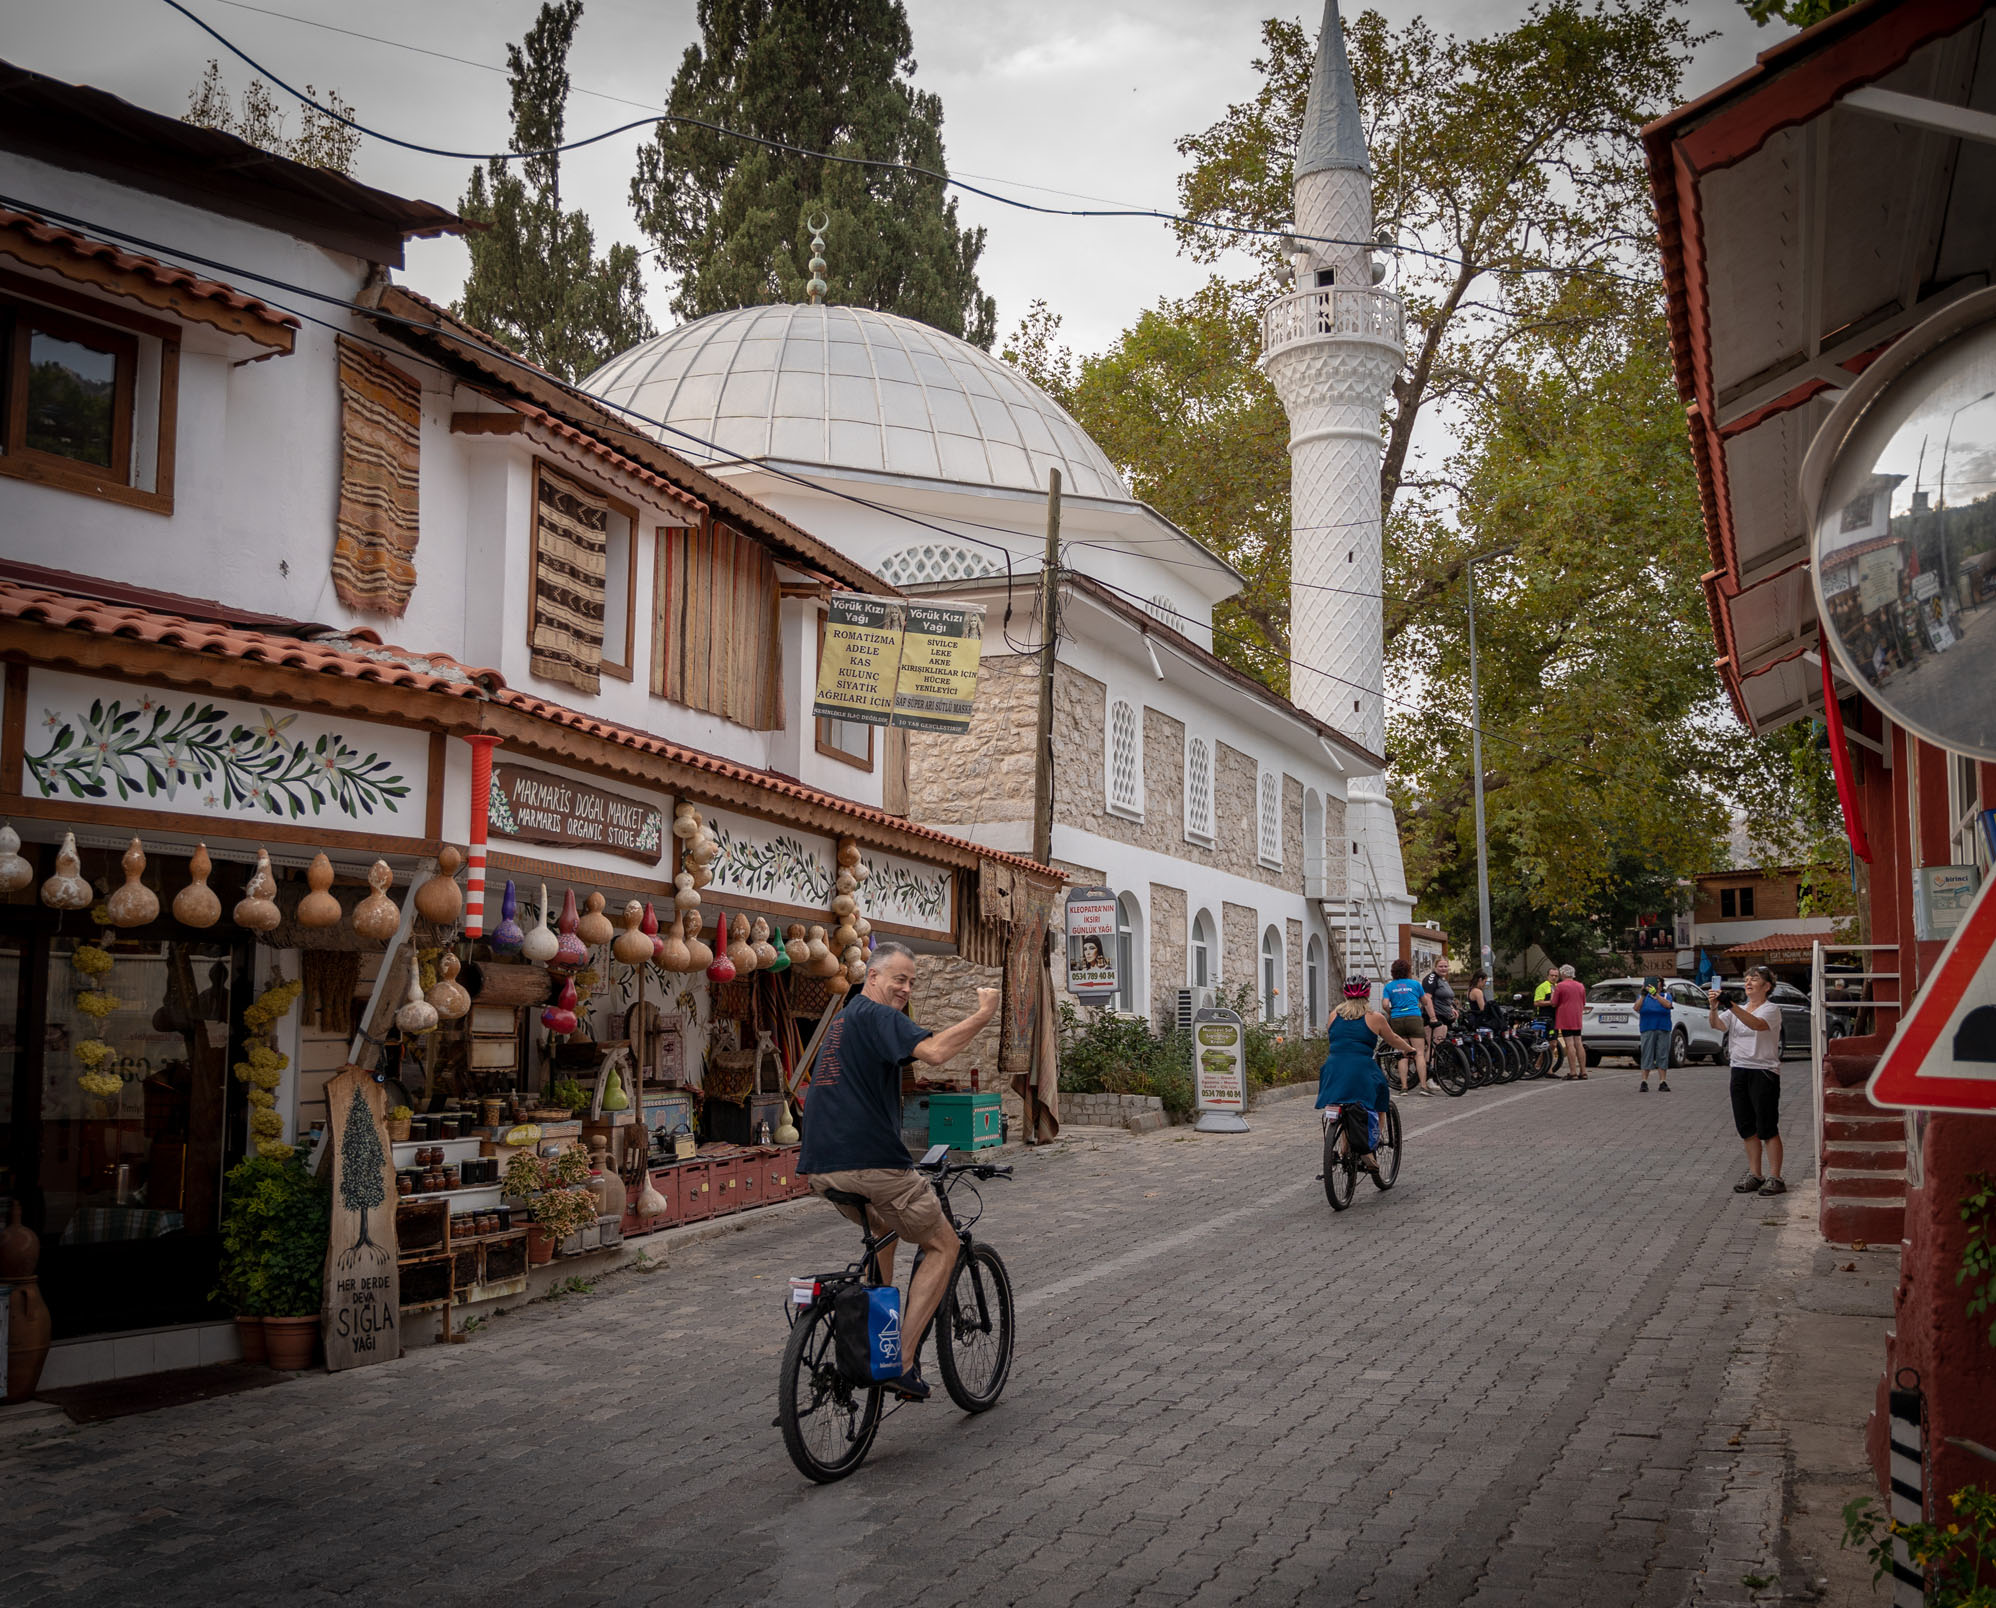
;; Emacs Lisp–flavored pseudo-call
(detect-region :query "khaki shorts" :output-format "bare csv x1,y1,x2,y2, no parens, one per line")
809,1167,945,1243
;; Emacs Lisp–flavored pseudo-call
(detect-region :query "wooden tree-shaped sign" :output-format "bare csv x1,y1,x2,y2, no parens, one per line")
322,1066,400,1370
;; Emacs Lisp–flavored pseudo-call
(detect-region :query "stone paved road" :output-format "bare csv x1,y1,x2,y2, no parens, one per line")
0,1066,1810,1608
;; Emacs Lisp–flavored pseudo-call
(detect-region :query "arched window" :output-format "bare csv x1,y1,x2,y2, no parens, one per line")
1190,908,1215,990
1303,788,1325,896
1184,736,1213,842
1108,698,1142,817
875,543,1002,588
1260,925,1283,1022
1305,935,1325,1031
1115,892,1145,1015
1257,769,1282,868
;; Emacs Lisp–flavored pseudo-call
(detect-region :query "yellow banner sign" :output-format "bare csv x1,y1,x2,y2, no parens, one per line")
892,603,986,734
814,596,904,726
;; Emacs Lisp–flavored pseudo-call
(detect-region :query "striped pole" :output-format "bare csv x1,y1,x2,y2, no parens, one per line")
1888,1374,1924,1608
462,736,502,939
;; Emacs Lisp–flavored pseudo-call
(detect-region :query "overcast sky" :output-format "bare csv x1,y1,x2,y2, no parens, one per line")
5,0,1774,359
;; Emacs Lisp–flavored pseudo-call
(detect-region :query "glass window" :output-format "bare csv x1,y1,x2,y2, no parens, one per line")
1191,910,1214,989
1260,925,1282,1021
1305,936,1324,1030
26,331,119,466
1590,983,1644,1003
1113,893,1144,1015
1720,888,1736,918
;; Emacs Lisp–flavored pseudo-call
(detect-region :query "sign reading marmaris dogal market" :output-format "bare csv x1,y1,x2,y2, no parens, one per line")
814,596,985,732
488,763,663,865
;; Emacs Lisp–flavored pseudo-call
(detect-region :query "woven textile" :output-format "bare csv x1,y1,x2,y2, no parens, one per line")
653,519,782,730
331,339,422,615
529,463,610,692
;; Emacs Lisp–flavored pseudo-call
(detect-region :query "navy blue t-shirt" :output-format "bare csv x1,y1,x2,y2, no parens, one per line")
798,995,932,1174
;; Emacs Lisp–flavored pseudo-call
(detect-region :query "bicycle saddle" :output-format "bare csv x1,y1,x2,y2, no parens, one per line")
821,1187,872,1209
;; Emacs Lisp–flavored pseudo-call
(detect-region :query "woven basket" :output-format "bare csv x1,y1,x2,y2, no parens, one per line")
705,1049,758,1105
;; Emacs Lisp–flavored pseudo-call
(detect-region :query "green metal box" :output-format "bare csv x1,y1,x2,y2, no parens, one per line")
928,1091,1002,1151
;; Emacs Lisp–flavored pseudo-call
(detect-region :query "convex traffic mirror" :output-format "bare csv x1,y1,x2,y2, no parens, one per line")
1810,293,1996,760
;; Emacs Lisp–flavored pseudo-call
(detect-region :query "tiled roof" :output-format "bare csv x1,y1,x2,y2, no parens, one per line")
0,205,299,340
0,576,1059,879
470,401,708,517
1722,931,1839,955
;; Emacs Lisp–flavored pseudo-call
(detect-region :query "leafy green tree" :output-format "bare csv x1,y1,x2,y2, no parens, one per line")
183,59,359,175
629,0,995,346
456,2,654,382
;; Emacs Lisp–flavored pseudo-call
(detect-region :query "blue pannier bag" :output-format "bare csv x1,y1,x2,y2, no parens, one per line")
834,1283,904,1383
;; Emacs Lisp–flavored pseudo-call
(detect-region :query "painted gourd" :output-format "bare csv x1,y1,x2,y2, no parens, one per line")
173,844,222,928
613,900,653,966
577,890,616,950
0,825,31,895
107,837,159,928
520,883,559,965
351,860,398,942
413,845,464,926
395,958,438,1035
750,916,780,971
600,1061,629,1112
40,832,92,910
540,976,579,1036
706,911,736,983
298,853,342,928
490,880,524,955
551,888,588,973
426,951,471,1021
234,849,281,932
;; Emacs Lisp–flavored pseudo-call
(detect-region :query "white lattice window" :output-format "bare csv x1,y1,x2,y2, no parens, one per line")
1184,736,1213,843
1143,594,1182,629
876,543,1002,587
1257,768,1281,867
1107,698,1142,818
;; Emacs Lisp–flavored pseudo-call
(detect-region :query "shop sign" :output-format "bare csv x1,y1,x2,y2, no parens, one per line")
18,670,426,834
488,763,663,865
1914,864,1982,942
1857,547,1902,614
697,806,953,934
1912,570,1941,602
1192,1007,1250,1134
814,595,904,726
1066,886,1119,1002
891,603,986,734
323,1068,400,1371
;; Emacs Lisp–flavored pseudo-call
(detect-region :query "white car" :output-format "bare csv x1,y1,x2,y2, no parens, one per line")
1581,978,1728,1068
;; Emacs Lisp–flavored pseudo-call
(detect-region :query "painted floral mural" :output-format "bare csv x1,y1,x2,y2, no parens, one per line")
25,694,411,819
702,812,950,930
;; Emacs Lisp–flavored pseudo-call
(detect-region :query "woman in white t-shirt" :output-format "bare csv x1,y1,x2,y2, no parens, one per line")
1710,965,1784,1197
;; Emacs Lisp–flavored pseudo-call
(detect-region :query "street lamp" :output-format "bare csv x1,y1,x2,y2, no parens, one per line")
1465,545,1515,987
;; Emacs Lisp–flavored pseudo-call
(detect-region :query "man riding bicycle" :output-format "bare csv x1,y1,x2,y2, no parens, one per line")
800,942,999,1402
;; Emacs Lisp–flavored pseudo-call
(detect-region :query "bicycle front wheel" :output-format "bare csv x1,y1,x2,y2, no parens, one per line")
778,1301,882,1483
1370,1102,1401,1190
936,1244,1015,1412
1432,1042,1469,1097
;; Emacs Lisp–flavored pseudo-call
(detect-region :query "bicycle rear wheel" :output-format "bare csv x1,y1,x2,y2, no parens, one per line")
1370,1103,1401,1190
1323,1117,1357,1210
778,1301,882,1483
1431,1041,1468,1097
935,1243,1014,1412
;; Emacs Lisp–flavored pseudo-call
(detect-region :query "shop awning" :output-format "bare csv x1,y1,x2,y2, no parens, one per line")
1643,0,1996,733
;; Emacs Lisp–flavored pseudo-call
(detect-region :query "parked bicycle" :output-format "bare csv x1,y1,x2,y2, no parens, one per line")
778,1145,1015,1482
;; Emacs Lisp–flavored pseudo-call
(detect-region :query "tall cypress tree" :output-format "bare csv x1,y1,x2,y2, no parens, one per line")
456,1,654,382
629,0,995,347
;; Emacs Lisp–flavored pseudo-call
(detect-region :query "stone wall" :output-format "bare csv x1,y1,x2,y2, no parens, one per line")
903,651,1037,827
1222,901,1258,996
906,955,1003,1091
1287,917,1306,1029
1149,882,1187,1023
1061,1091,1169,1134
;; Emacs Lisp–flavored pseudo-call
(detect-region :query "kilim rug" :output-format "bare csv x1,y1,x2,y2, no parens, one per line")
330,338,421,615
528,462,610,692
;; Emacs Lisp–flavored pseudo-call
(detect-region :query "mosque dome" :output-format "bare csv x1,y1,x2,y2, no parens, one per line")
583,303,1129,502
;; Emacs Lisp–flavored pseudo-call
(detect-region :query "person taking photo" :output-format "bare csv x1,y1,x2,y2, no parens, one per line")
1710,965,1785,1197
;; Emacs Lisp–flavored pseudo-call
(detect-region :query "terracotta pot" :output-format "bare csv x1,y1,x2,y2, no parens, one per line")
5,1277,51,1402
0,1200,37,1280
235,1314,268,1367
527,1225,556,1265
262,1315,319,1371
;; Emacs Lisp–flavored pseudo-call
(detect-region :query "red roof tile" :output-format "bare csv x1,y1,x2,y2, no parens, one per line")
0,205,300,340
1722,930,1839,955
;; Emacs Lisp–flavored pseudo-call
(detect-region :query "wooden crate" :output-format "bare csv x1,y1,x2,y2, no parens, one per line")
737,1155,765,1211
678,1160,713,1222
395,1198,449,1256
710,1155,741,1216
398,1252,453,1311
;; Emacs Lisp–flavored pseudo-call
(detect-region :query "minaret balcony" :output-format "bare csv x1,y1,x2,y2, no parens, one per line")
1259,284,1405,362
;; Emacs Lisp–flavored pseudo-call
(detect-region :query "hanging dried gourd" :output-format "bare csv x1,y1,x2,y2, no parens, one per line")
395,955,438,1035
0,824,31,895
749,915,780,971
490,879,525,955
576,890,616,950
521,882,559,964
351,860,398,942
298,853,342,928
540,975,579,1036
425,951,471,1021
674,870,700,913
785,923,811,969
682,908,713,973
658,912,692,972
413,845,464,927
40,831,91,910
706,911,736,983
641,900,663,962
613,900,653,966
727,912,757,975
173,844,221,928
550,888,588,974
805,924,834,975
234,849,281,932
106,837,159,928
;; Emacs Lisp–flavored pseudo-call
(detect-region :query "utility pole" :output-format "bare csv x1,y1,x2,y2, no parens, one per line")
1466,548,1512,986
1031,468,1062,866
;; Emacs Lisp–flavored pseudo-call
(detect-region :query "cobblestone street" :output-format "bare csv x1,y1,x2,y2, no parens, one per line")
1,1069,1815,1608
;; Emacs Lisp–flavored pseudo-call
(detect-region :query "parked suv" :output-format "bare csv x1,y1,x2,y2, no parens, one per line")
1581,978,1727,1068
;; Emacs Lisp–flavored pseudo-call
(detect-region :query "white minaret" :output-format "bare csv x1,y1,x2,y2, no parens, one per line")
1260,0,1414,970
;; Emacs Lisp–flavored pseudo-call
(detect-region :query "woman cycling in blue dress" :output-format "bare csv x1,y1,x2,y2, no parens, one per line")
1316,975,1416,1173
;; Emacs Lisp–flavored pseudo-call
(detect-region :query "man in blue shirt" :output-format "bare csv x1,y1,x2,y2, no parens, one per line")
802,941,999,1400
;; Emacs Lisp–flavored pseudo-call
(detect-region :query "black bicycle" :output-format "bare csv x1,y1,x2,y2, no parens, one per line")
1329,1056,1403,1210
778,1145,1016,1482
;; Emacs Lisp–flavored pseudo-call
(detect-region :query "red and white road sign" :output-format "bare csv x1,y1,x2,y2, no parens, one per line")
1867,871,1996,1113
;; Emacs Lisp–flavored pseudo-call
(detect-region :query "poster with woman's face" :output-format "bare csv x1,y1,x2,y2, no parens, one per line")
1065,887,1120,1001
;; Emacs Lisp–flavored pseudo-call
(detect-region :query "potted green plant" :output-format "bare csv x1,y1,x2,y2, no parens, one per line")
530,1185,598,1260
386,1105,413,1143
216,1153,331,1370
